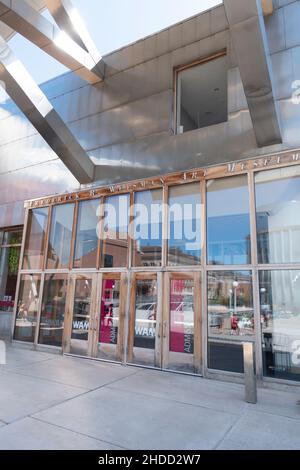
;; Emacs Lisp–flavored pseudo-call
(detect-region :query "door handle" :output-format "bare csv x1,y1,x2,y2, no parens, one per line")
163,321,167,339
157,323,162,339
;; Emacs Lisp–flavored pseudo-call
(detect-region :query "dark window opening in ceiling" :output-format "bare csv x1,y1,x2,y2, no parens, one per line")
176,55,228,134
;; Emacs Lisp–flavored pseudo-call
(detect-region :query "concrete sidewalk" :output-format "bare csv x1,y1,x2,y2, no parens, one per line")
0,344,300,450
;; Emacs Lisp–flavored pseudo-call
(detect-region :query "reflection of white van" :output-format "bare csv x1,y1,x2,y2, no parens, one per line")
135,303,156,336
170,302,194,334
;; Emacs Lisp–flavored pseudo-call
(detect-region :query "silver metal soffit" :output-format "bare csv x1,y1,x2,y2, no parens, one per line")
0,33,95,183
224,0,282,147
0,0,104,84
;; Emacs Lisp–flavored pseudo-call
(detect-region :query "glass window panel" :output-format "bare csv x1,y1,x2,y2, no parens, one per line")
74,199,100,269
70,278,92,355
133,190,163,267
208,271,254,373
14,275,41,342
102,195,129,268
255,166,300,264
38,274,68,347
260,270,300,382
47,204,75,269
23,208,48,270
207,175,251,265
132,279,157,366
168,183,201,266
98,279,121,361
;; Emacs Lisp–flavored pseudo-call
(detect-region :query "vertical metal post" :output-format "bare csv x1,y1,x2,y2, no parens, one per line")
243,342,257,404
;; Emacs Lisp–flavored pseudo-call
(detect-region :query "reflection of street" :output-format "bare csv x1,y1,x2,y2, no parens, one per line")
209,305,254,340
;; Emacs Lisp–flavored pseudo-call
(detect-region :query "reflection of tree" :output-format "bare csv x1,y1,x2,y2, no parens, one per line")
7,242,20,275
208,272,252,308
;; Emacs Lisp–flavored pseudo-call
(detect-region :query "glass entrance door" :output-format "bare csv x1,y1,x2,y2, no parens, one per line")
162,272,202,374
64,274,97,357
127,273,163,368
126,272,201,372
96,273,127,362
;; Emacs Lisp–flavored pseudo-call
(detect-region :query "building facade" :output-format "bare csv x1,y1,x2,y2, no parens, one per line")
1,0,300,385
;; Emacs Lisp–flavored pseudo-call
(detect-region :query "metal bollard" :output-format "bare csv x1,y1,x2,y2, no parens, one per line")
243,342,257,404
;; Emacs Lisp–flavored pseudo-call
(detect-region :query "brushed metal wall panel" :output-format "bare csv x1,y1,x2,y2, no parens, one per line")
91,110,258,185
271,49,294,100
68,90,172,151
0,111,38,147
0,159,79,205
0,133,57,175
278,98,300,145
265,7,286,54
291,45,300,81
284,1,300,49
0,201,24,228
1,0,300,217
227,67,248,114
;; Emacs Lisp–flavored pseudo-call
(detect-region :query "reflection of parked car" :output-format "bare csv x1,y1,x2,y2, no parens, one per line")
135,303,156,336
170,302,194,334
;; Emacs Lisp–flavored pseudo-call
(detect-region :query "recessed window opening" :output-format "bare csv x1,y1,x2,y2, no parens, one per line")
176,54,228,134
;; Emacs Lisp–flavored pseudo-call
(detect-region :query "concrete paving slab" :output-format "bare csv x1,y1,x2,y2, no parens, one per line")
33,386,238,450
0,371,85,423
255,387,300,421
2,345,300,450
109,368,247,415
1,345,54,370
4,355,139,389
217,410,300,450
0,417,122,450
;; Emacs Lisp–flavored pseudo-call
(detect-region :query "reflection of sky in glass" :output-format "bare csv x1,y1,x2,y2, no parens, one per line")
23,207,48,270
255,168,300,264
134,190,162,247
48,204,74,268
104,194,129,238
74,199,100,266
207,176,250,265
256,177,300,209
168,183,201,262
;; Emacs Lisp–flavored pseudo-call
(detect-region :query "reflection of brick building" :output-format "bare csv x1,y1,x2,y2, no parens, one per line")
73,238,129,268
133,245,162,267
134,246,201,267
102,239,128,267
